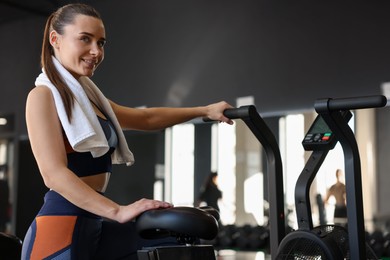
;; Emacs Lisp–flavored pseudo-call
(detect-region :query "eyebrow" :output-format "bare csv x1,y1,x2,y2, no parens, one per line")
79,32,106,42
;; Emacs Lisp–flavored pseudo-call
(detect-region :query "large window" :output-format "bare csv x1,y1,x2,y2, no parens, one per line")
279,114,305,207
212,123,236,225
165,124,195,206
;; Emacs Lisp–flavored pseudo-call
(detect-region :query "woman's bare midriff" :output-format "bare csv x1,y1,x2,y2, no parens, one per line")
81,172,111,193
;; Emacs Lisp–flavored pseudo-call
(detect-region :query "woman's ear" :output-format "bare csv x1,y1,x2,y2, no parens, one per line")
49,30,59,48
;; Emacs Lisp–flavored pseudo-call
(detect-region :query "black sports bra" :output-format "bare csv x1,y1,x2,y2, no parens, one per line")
66,116,118,177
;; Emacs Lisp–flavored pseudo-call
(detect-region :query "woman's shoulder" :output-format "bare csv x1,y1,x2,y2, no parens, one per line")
26,85,56,112
28,85,53,100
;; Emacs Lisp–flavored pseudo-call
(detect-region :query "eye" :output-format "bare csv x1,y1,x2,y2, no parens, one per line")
97,40,106,48
80,36,90,43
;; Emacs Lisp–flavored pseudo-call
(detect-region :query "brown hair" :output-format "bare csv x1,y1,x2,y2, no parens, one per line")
41,4,102,121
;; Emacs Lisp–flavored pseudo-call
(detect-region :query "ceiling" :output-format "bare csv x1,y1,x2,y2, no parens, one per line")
0,0,100,24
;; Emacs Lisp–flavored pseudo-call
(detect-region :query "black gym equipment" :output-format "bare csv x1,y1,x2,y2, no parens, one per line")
276,95,386,259
223,105,286,257
136,206,219,243
215,105,286,257
316,193,327,225
368,230,386,258
136,206,220,259
136,105,286,259
136,95,386,259
0,232,22,260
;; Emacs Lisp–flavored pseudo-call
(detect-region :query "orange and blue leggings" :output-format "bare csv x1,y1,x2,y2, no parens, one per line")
21,191,177,260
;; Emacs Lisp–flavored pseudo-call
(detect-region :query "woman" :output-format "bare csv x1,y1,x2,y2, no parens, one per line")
22,3,233,259
198,172,222,212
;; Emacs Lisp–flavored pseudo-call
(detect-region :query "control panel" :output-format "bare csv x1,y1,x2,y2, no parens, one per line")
302,115,336,151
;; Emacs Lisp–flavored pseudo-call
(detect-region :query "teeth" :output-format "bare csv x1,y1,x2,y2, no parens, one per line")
83,59,96,65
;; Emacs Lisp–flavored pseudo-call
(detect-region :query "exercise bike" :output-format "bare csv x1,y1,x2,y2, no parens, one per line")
135,105,286,259
276,95,386,259
136,95,386,259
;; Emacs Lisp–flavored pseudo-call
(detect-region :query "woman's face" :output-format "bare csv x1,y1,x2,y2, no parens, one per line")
51,14,106,78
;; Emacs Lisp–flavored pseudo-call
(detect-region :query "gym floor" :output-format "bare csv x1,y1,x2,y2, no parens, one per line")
216,250,271,260
215,251,390,260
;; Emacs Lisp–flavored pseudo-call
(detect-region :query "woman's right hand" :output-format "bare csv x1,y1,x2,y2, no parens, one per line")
116,198,173,223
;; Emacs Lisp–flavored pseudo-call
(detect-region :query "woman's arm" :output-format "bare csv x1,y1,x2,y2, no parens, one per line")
26,86,171,223
109,100,234,131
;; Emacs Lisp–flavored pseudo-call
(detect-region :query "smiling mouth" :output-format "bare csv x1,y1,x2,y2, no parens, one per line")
82,59,98,68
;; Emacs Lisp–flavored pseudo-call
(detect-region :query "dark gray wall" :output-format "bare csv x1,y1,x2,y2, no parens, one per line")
2,1,390,134
106,131,161,204
376,108,390,216
96,0,390,113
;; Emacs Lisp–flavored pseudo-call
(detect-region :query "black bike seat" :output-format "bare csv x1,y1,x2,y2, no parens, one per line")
197,206,220,221
135,206,219,240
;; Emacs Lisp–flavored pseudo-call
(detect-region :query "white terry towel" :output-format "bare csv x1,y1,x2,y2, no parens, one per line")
35,56,134,166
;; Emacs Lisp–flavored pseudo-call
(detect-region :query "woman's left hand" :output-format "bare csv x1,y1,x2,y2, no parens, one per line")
206,101,234,124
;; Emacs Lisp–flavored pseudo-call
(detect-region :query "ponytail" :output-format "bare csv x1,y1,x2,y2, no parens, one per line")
41,13,74,122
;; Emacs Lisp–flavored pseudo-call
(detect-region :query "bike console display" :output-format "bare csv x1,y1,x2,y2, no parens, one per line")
302,115,336,151
302,111,352,151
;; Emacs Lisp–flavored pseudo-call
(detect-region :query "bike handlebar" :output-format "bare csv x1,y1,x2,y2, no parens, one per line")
223,106,255,119
202,105,255,122
315,95,387,112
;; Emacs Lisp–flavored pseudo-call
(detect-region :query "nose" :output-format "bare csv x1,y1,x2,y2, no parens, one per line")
90,42,102,57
